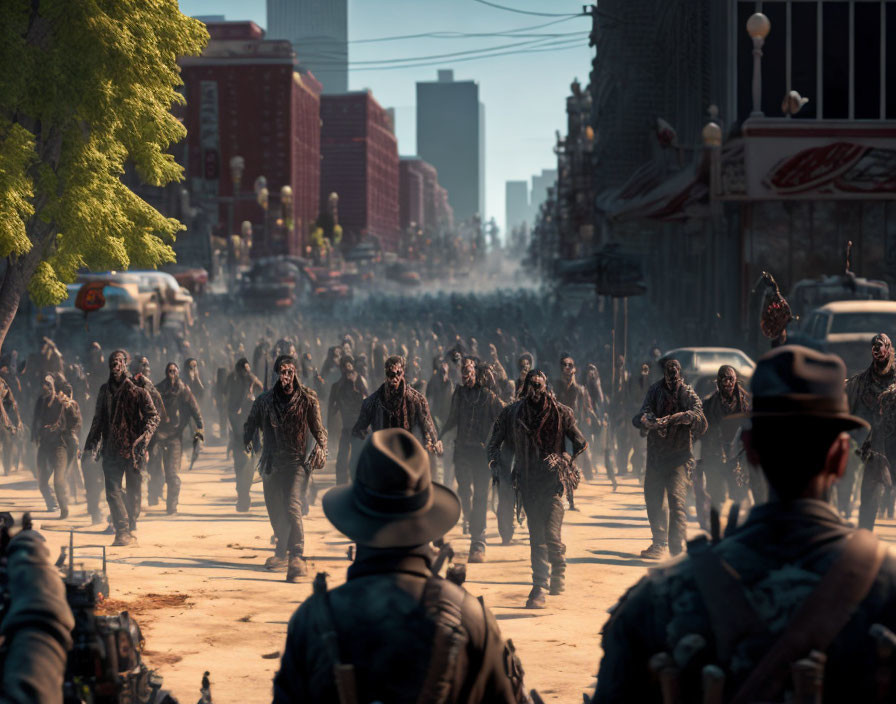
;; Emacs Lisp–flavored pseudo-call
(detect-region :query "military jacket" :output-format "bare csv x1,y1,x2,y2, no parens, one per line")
595,500,896,703
273,547,527,704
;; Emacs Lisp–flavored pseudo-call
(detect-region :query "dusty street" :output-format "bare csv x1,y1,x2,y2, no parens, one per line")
4,447,895,703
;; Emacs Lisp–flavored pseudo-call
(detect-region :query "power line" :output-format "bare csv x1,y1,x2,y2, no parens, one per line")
299,33,587,65
346,39,589,71
348,15,580,42
470,0,583,18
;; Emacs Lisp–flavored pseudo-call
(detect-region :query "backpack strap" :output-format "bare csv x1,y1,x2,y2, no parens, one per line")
730,529,887,704
416,576,469,704
688,536,769,663
311,572,359,704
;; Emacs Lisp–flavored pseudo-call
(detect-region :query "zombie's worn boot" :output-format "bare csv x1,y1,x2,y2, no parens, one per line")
286,556,308,582
90,511,105,526
112,532,136,547
235,496,250,513
58,506,69,520
468,545,485,563
525,586,547,609
640,543,667,560
265,554,288,571
166,490,179,516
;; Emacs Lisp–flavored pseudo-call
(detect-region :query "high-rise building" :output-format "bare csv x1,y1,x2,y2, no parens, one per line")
266,0,348,94
529,169,557,222
505,181,529,232
416,70,485,224
320,92,400,251
179,21,322,258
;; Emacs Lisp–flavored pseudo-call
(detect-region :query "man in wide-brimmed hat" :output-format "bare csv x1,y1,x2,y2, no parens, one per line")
273,428,528,704
595,345,896,703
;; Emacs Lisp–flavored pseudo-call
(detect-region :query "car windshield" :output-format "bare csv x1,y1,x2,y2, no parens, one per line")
693,351,751,370
829,312,896,334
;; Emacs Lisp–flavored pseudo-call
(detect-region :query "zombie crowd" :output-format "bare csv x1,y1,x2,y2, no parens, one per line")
4,291,896,702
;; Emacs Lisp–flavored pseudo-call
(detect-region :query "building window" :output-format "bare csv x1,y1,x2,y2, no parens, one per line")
736,0,894,121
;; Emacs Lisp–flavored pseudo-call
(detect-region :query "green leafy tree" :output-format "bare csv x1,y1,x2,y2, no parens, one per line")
0,1,207,350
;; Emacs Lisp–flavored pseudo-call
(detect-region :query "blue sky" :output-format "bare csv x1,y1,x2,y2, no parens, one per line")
178,0,594,235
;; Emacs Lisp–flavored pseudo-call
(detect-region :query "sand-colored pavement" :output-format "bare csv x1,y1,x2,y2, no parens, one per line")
3,448,895,703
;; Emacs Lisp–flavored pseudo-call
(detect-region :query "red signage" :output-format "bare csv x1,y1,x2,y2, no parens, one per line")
75,282,106,312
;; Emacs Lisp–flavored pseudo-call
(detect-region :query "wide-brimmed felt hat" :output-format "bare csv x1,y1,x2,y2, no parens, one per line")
749,345,868,430
322,428,461,548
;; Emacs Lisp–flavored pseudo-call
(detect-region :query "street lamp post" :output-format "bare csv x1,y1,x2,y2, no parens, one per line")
226,156,245,291
747,13,771,117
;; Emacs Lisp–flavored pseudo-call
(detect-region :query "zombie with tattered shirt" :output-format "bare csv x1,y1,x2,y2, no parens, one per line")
846,333,896,528
352,355,442,455
487,370,586,608
84,349,159,546
633,359,707,559
244,354,327,582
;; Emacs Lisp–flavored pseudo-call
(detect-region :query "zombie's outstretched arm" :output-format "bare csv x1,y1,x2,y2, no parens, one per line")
351,393,376,439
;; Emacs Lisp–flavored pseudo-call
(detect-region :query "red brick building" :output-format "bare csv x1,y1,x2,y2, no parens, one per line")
400,157,454,235
320,92,400,251
179,21,322,257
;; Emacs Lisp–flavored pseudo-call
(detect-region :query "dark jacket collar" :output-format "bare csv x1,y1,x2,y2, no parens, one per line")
745,498,846,528
347,544,434,582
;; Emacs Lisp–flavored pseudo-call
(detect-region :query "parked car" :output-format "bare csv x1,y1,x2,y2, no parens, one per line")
661,347,756,397
802,300,896,375
237,258,304,310
71,275,162,336
788,271,889,327
55,282,159,351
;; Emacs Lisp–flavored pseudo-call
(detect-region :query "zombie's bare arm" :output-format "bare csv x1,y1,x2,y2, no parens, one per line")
351,393,376,439
305,392,328,470
3,385,21,429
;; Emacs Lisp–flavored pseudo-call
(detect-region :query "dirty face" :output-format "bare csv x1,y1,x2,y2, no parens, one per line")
450,351,462,366
278,362,296,393
560,357,575,382
342,361,357,382
238,361,250,378
519,357,532,374
188,360,199,374
872,334,892,365
663,360,682,390
166,363,179,384
641,363,650,376
526,373,547,403
385,362,404,391
718,367,737,396
110,352,127,381
462,359,477,388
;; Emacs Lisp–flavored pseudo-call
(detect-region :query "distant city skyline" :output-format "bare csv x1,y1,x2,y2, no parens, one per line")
179,0,594,237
